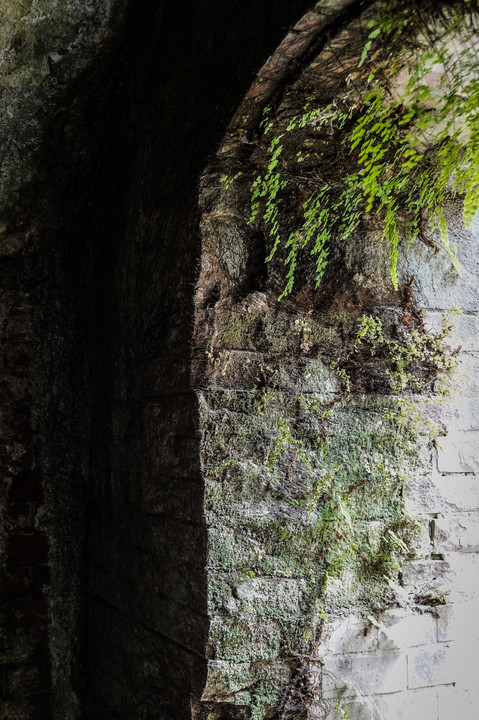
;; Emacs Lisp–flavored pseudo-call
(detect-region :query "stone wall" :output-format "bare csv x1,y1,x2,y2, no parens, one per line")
1,1,478,718
0,225,52,719
0,1,314,718
317,213,479,720
193,3,479,719
0,2,129,717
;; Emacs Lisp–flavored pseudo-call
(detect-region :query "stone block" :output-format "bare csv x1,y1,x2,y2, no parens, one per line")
207,527,259,572
294,357,341,394
444,553,479,602
436,430,479,474
423,396,479,432
201,659,288,702
436,600,479,642
404,468,479,516
434,513,479,553
398,210,479,312
407,643,456,688
430,474,479,512
230,575,306,616
378,608,437,649
375,687,438,720
438,686,479,720
323,615,380,655
422,310,479,353
401,559,456,600
322,652,407,696
208,618,282,662
452,353,479,397
413,518,435,559
404,473,443,516
207,350,265,389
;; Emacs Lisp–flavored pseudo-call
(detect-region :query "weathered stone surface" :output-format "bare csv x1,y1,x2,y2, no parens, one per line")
323,615,381,655
323,697,378,720
0,0,127,209
2,0,479,718
194,2,479,716
434,514,479,554
424,396,479,432
407,472,479,514
374,687,438,720
398,203,479,312
379,608,437,649
423,310,479,353
407,643,456,688
1,0,322,718
436,430,479,473
436,600,479,642
401,559,456,599
438,686,479,720
323,652,407,696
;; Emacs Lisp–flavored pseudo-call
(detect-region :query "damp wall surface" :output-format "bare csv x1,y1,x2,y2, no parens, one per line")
193,3,479,719
0,1,315,718
1,1,478,719
1,4,130,717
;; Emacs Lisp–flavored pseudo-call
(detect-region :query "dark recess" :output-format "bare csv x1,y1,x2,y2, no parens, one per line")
1,1,316,719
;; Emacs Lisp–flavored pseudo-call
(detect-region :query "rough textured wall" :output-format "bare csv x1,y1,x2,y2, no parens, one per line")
193,2,479,719
0,1,315,719
84,3,319,718
0,2,128,717
1,1,478,719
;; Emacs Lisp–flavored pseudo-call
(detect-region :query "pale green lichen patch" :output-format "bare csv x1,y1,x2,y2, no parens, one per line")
209,618,283,662
201,659,290,719
207,528,263,573
200,303,458,717
217,309,343,357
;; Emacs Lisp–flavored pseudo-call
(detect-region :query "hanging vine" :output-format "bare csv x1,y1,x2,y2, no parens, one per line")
236,0,479,297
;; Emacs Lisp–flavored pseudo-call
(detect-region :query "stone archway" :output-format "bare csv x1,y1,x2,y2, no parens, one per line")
1,2,478,719
193,2,479,718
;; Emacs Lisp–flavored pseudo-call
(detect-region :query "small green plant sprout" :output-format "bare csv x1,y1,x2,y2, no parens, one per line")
260,106,274,135
206,348,232,376
334,701,349,719
382,396,444,444
219,171,243,190
266,417,307,470
205,458,237,478
255,387,278,415
272,520,293,542
330,359,351,393
298,393,324,415
353,311,460,394
296,150,310,163
354,315,385,355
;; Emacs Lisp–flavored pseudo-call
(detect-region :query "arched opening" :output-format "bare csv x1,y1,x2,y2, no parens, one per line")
194,2,479,718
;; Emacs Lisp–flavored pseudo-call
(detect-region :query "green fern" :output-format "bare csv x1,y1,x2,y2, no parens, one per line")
245,0,479,297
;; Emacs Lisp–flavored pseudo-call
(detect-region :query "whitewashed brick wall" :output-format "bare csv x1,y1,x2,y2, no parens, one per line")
320,210,479,720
